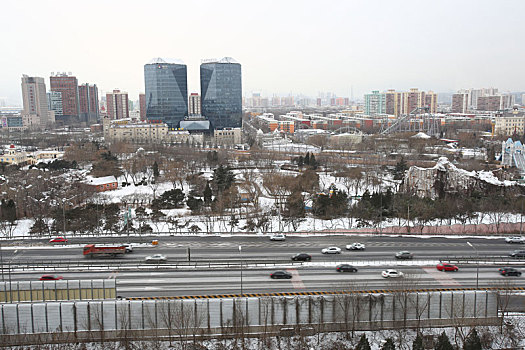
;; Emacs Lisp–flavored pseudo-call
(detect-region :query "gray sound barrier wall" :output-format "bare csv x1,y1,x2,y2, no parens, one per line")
0,291,499,335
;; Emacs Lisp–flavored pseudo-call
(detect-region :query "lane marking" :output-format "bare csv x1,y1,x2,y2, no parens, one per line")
108,271,119,279
287,268,305,289
422,267,461,286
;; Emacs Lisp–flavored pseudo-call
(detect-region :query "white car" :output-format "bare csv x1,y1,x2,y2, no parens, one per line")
505,236,525,244
346,243,366,250
381,269,404,278
321,247,342,254
122,244,133,253
270,234,286,241
145,254,167,263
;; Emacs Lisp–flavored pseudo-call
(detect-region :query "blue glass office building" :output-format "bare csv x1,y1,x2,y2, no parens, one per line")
144,58,188,128
200,57,242,129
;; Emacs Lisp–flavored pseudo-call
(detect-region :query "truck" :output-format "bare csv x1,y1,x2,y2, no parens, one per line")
83,244,126,258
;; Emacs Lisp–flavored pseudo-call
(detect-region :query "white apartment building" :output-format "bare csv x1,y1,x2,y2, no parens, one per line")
21,75,53,128
214,128,242,145
494,111,525,136
107,122,168,143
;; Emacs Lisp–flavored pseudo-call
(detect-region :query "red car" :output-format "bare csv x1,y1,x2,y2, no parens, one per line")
436,263,458,272
40,274,63,281
49,237,68,243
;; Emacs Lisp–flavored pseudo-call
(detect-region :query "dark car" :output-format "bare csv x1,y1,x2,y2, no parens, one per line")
40,274,63,281
336,264,358,273
291,253,312,262
509,250,525,258
270,270,292,279
499,267,522,276
395,251,414,260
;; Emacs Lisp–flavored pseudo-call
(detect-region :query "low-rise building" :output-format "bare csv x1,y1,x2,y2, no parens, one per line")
86,176,118,192
0,144,29,165
494,110,525,136
214,128,241,145
166,130,204,145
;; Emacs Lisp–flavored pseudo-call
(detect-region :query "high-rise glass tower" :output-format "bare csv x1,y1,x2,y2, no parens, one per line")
200,57,242,129
144,58,188,128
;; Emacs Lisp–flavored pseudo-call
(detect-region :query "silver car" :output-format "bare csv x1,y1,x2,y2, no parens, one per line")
145,254,167,263
270,234,286,241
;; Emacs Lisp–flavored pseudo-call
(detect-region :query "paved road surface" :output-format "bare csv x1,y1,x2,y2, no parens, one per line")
1,235,524,298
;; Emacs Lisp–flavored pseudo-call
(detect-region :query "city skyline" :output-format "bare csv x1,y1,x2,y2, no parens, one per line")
1,0,525,105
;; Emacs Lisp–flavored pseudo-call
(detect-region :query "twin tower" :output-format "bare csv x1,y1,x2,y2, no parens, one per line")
144,57,242,130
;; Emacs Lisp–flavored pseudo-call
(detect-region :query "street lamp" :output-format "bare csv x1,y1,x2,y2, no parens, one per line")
0,241,4,282
467,241,479,289
238,245,243,296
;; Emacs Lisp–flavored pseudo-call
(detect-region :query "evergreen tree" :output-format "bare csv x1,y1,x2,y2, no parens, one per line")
434,332,454,350
207,150,219,163
310,153,318,168
412,334,425,350
463,329,481,350
212,165,235,194
30,218,49,236
187,196,203,213
381,338,396,350
312,184,348,219
393,157,408,180
297,155,304,167
203,182,213,204
0,199,17,222
152,161,160,179
304,152,311,166
284,191,305,218
152,189,185,209
355,334,371,350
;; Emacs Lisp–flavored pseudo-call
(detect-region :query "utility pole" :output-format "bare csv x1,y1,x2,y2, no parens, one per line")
62,200,66,237
407,204,410,234
238,245,243,296
467,241,479,289
520,198,523,237
0,242,4,282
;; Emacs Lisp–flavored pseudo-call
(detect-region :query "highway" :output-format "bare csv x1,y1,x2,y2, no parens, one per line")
2,235,525,297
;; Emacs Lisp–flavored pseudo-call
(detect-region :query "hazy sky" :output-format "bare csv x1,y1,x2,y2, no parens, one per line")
1,0,524,105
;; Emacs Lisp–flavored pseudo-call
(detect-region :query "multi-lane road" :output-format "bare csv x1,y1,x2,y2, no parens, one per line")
2,235,525,297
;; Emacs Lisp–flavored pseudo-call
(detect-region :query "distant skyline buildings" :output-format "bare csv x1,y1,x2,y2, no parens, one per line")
50,73,79,123
139,93,146,120
78,83,99,123
188,93,201,116
364,88,437,116
200,57,242,129
46,91,62,117
20,74,51,127
144,58,188,128
106,89,129,120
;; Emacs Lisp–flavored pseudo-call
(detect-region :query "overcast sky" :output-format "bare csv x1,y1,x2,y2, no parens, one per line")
1,0,524,105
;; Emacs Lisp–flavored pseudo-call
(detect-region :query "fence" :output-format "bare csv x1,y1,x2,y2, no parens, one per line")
0,228,512,241
0,290,502,346
2,256,524,274
0,280,116,303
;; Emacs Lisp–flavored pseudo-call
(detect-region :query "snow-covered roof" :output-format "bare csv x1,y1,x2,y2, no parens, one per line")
86,176,117,186
201,57,239,64
411,132,431,139
147,57,185,65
